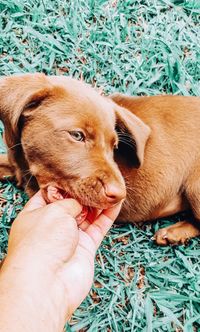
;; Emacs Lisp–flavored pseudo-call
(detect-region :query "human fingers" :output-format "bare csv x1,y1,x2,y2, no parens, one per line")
85,201,122,249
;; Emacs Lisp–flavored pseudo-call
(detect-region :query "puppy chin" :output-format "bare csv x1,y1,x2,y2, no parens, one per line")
41,185,102,224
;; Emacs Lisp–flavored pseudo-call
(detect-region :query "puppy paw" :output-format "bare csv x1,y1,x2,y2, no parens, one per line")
153,221,200,246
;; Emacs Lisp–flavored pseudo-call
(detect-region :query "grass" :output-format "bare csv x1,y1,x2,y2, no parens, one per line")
0,0,200,331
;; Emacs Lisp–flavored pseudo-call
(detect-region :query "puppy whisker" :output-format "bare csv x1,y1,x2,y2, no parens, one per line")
6,142,22,151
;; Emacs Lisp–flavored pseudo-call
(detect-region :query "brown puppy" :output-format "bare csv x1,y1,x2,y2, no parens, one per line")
0,73,200,245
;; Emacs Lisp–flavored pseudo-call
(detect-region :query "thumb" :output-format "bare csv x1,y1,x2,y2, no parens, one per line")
48,198,83,219
23,190,47,212
23,191,82,219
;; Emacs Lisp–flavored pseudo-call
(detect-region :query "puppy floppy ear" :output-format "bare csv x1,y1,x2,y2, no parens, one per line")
0,73,52,147
114,104,151,168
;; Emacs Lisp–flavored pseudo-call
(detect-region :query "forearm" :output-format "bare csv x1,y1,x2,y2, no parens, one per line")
0,256,69,332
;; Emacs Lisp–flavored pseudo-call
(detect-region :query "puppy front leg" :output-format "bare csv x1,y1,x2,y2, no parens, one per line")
0,154,15,180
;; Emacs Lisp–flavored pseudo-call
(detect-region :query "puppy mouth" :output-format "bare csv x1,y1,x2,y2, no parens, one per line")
42,185,101,224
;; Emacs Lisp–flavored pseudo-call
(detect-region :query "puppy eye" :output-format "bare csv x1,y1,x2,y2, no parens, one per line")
68,131,85,142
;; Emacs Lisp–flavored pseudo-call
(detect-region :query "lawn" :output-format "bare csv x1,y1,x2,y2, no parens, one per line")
0,0,200,331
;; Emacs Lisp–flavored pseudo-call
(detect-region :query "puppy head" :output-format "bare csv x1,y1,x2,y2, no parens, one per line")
0,74,150,212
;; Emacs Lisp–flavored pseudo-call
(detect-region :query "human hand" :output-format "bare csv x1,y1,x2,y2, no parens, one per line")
0,191,122,332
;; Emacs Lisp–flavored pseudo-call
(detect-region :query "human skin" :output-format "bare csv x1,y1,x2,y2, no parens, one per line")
0,191,122,332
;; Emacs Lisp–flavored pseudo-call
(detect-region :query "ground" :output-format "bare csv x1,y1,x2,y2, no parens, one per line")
0,0,200,331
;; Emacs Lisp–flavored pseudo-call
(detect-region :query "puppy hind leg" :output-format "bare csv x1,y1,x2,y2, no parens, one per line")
154,220,200,246
0,154,15,180
154,167,200,245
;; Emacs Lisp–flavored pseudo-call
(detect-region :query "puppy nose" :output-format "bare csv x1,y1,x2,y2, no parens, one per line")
104,183,126,204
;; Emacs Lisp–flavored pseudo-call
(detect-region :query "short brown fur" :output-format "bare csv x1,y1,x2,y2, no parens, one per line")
1,73,200,245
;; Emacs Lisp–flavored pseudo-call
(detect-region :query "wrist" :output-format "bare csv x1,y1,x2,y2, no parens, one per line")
0,254,70,332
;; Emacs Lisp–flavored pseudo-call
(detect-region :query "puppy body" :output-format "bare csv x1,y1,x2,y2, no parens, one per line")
113,95,200,222
1,73,200,245
112,94,200,244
